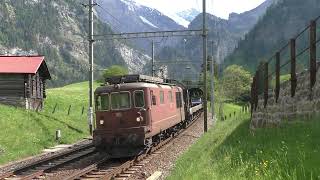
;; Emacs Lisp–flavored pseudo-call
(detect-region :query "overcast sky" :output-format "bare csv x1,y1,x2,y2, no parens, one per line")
134,0,266,19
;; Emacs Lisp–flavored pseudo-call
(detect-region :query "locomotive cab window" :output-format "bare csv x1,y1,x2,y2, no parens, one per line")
160,91,164,104
168,91,173,102
134,91,145,108
176,92,182,108
151,91,157,105
96,94,110,111
111,92,131,110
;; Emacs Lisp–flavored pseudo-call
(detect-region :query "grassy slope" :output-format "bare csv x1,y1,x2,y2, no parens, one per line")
0,82,98,165
168,104,320,180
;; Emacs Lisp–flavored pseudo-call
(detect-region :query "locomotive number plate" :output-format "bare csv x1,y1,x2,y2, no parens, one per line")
115,112,123,118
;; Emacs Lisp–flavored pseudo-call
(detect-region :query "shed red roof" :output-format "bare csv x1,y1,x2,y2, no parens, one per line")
0,56,51,79
0,56,44,74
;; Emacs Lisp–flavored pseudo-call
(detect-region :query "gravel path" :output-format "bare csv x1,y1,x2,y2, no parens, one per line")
0,138,92,174
129,114,213,180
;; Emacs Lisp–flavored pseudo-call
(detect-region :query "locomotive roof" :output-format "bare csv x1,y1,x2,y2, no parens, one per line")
95,82,182,94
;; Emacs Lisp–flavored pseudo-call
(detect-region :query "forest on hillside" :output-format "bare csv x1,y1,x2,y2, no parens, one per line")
224,0,320,72
0,0,125,87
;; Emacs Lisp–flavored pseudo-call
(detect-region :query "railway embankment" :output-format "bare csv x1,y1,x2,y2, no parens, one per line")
0,82,97,165
167,104,320,179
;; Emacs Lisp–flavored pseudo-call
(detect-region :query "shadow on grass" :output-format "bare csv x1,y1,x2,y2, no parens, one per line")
31,113,84,134
28,113,52,138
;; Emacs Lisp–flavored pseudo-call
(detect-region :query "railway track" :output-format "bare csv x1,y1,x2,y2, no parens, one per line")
0,143,97,180
64,112,203,180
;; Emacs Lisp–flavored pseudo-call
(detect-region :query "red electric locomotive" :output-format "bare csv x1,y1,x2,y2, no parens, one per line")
93,75,202,157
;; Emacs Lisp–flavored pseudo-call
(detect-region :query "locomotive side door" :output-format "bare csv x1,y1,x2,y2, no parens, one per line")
176,88,185,122
148,89,155,131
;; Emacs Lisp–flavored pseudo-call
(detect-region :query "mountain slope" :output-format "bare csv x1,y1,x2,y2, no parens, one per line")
154,0,274,79
184,0,275,63
95,0,185,52
224,0,320,71
96,0,184,32
0,0,147,87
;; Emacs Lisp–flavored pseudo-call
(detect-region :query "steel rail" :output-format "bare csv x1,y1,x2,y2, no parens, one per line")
0,143,95,180
65,111,203,180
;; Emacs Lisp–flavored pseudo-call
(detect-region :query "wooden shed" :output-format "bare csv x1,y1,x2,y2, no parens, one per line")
0,56,51,110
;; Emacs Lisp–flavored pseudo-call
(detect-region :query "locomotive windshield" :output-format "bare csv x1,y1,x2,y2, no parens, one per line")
96,94,110,111
134,91,144,108
111,92,131,110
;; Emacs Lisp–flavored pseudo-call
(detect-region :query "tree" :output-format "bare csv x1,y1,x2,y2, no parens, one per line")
102,65,128,79
222,65,252,102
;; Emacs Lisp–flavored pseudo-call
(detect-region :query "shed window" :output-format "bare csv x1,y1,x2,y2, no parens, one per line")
134,91,145,108
160,91,164,104
96,94,109,111
111,92,130,110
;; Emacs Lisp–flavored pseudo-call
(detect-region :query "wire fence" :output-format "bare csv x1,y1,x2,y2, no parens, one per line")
251,15,320,112
49,103,87,116
217,104,251,121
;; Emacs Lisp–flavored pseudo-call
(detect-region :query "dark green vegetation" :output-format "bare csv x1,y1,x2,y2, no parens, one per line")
0,82,97,164
0,0,125,87
225,0,320,72
201,64,252,106
221,65,251,102
168,106,320,180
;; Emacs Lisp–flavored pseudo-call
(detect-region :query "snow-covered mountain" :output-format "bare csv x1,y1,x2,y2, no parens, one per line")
177,8,200,23
96,0,184,33
95,0,185,51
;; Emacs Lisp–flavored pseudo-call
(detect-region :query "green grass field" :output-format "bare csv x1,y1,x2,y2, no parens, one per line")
0,82,98,165
168,104,320,180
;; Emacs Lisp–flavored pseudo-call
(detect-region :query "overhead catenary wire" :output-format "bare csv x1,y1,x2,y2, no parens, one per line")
93,0,122,26
93,29,203,37
93,1,123,33
155,60,202,64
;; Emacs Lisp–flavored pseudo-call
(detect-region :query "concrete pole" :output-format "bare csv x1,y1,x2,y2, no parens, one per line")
211,41,215,121
202,0,208,133
88,0,95,136
152,40,155,77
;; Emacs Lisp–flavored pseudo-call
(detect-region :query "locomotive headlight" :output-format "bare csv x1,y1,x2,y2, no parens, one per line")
100,120,104,125
136,117,141,122
136,117,143,122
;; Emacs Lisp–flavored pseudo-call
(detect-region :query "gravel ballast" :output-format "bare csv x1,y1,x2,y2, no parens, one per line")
129,114,213,180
